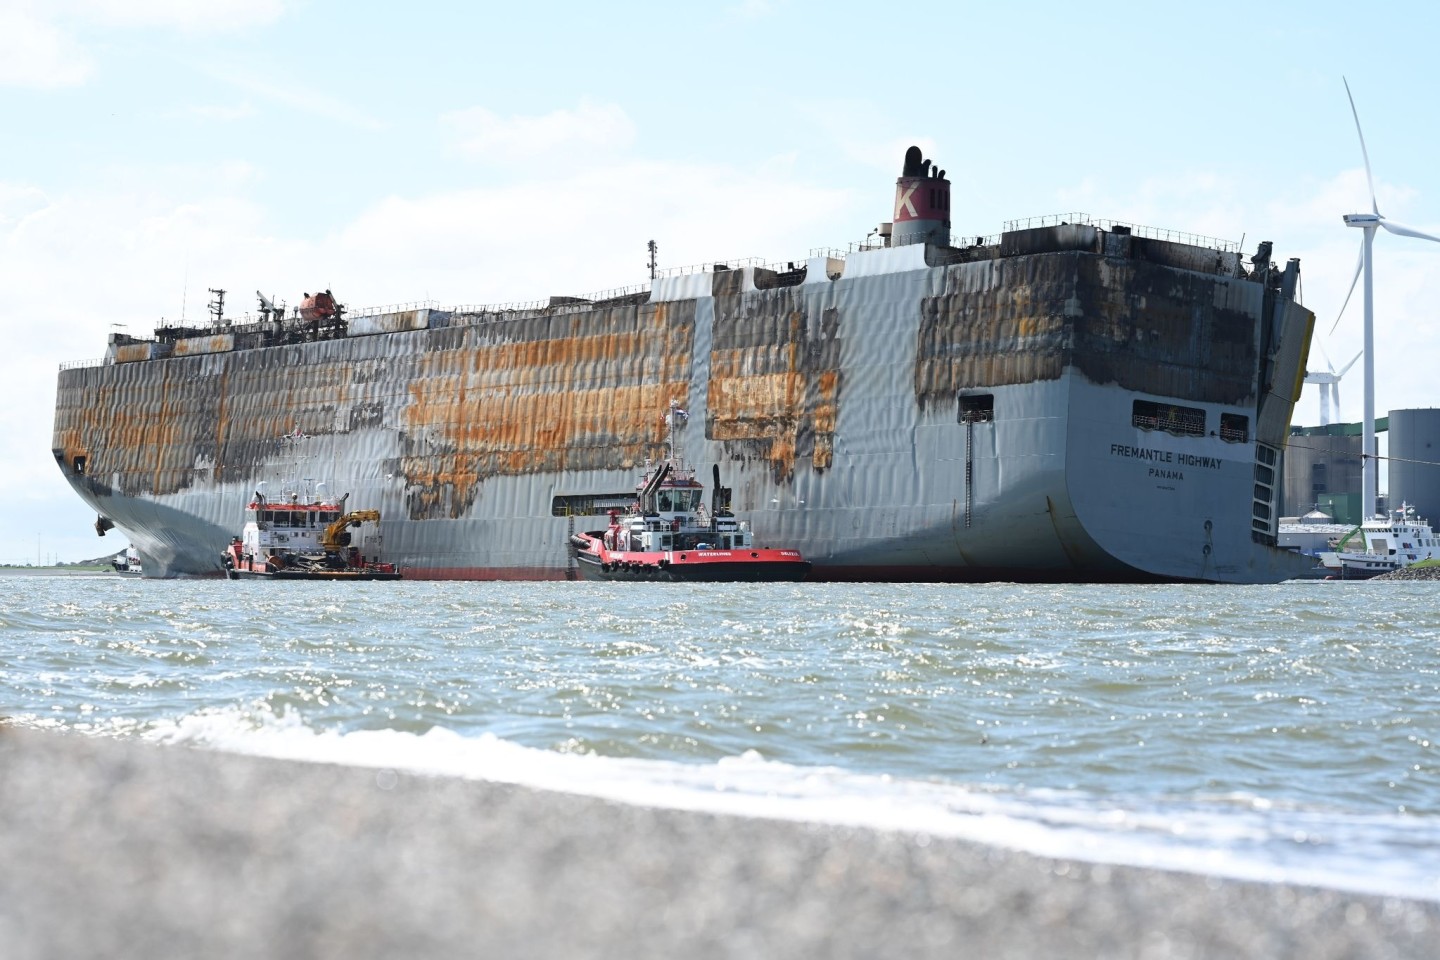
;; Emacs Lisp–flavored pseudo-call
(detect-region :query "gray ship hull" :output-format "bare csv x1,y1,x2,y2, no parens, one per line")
53,222,1319,583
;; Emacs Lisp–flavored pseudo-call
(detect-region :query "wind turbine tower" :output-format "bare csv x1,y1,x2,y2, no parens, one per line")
1337,78,1440,518
1303,347,1361,427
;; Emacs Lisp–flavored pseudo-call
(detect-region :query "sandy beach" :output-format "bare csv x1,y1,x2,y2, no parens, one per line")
0,726,1435,959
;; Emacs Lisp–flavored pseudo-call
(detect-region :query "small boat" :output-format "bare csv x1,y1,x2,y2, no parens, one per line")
110,547,143,576
222,483,402,581
1318,503,1440,580
570,402,810,582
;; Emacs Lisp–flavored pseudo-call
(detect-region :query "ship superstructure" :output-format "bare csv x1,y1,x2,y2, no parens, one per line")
53,145,1318,582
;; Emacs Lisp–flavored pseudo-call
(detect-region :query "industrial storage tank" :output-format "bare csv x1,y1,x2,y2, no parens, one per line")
1282,426,1363,524
1387,408,1440,526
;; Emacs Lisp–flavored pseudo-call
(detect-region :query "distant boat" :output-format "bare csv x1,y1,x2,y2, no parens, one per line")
110,547,143,576
1318,504,1440,579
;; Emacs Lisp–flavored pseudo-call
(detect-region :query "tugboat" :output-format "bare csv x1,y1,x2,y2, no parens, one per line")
221,436,402,580
570,402,810,582
1318,503,1440,580
223,494,402,580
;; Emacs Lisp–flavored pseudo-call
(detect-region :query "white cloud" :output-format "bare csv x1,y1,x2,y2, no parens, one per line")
727,0,778,19
0,182,50,226
441,99,636,165
57,0,287,32
0,0,288,90
203,63,383,131
177,101,259,122
0,5,93,88
793,99,942,177
331,157,853,306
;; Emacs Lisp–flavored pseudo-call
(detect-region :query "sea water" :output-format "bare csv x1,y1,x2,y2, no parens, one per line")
2,575,1437,901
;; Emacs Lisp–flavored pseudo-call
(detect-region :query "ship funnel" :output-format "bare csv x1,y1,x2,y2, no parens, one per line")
892,145,951,247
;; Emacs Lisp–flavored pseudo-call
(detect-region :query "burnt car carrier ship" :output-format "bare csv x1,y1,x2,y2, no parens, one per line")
53,145,1317,583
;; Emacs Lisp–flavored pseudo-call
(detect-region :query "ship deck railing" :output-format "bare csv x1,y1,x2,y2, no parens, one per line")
833,230,1006,255
652,257,778,280
340,299,440,318
450,283,651,316
1003,213,1240,253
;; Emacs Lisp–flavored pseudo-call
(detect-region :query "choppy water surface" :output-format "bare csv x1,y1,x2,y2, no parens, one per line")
3,576,1437,900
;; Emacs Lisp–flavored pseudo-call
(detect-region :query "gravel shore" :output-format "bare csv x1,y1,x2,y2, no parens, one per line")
1373,564,1440,581
1,726,1435,959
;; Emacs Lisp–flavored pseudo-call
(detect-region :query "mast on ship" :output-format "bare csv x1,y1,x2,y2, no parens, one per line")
266,426,335,506
207,288,227,327
665,399,688,467
637,402,691,514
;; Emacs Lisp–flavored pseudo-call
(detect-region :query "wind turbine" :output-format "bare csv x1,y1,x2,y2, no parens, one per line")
1335,77,1440,519
1303,344,1361,426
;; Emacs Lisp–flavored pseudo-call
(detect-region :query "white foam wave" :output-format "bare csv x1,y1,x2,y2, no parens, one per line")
141,706,1440,903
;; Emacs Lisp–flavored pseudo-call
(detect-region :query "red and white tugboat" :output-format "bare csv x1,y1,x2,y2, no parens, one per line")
570,402,810,582
221,442,402,580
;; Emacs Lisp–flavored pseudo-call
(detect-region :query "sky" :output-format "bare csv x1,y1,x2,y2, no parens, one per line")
3,0,1439,564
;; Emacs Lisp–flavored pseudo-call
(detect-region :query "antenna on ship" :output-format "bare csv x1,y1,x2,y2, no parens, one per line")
207,288,226,327
647,240,658,280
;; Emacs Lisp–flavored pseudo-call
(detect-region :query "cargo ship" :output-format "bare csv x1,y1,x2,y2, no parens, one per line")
52,145,1320,583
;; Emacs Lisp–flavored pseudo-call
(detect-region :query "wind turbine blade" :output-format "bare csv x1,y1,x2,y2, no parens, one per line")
1344,77,1380,216
1328,239,1365,335
1314,337,1336,374
1379,219,1440,243
1337,349,1362,378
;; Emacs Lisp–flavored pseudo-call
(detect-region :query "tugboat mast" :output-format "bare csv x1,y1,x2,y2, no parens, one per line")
665,399,687,466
